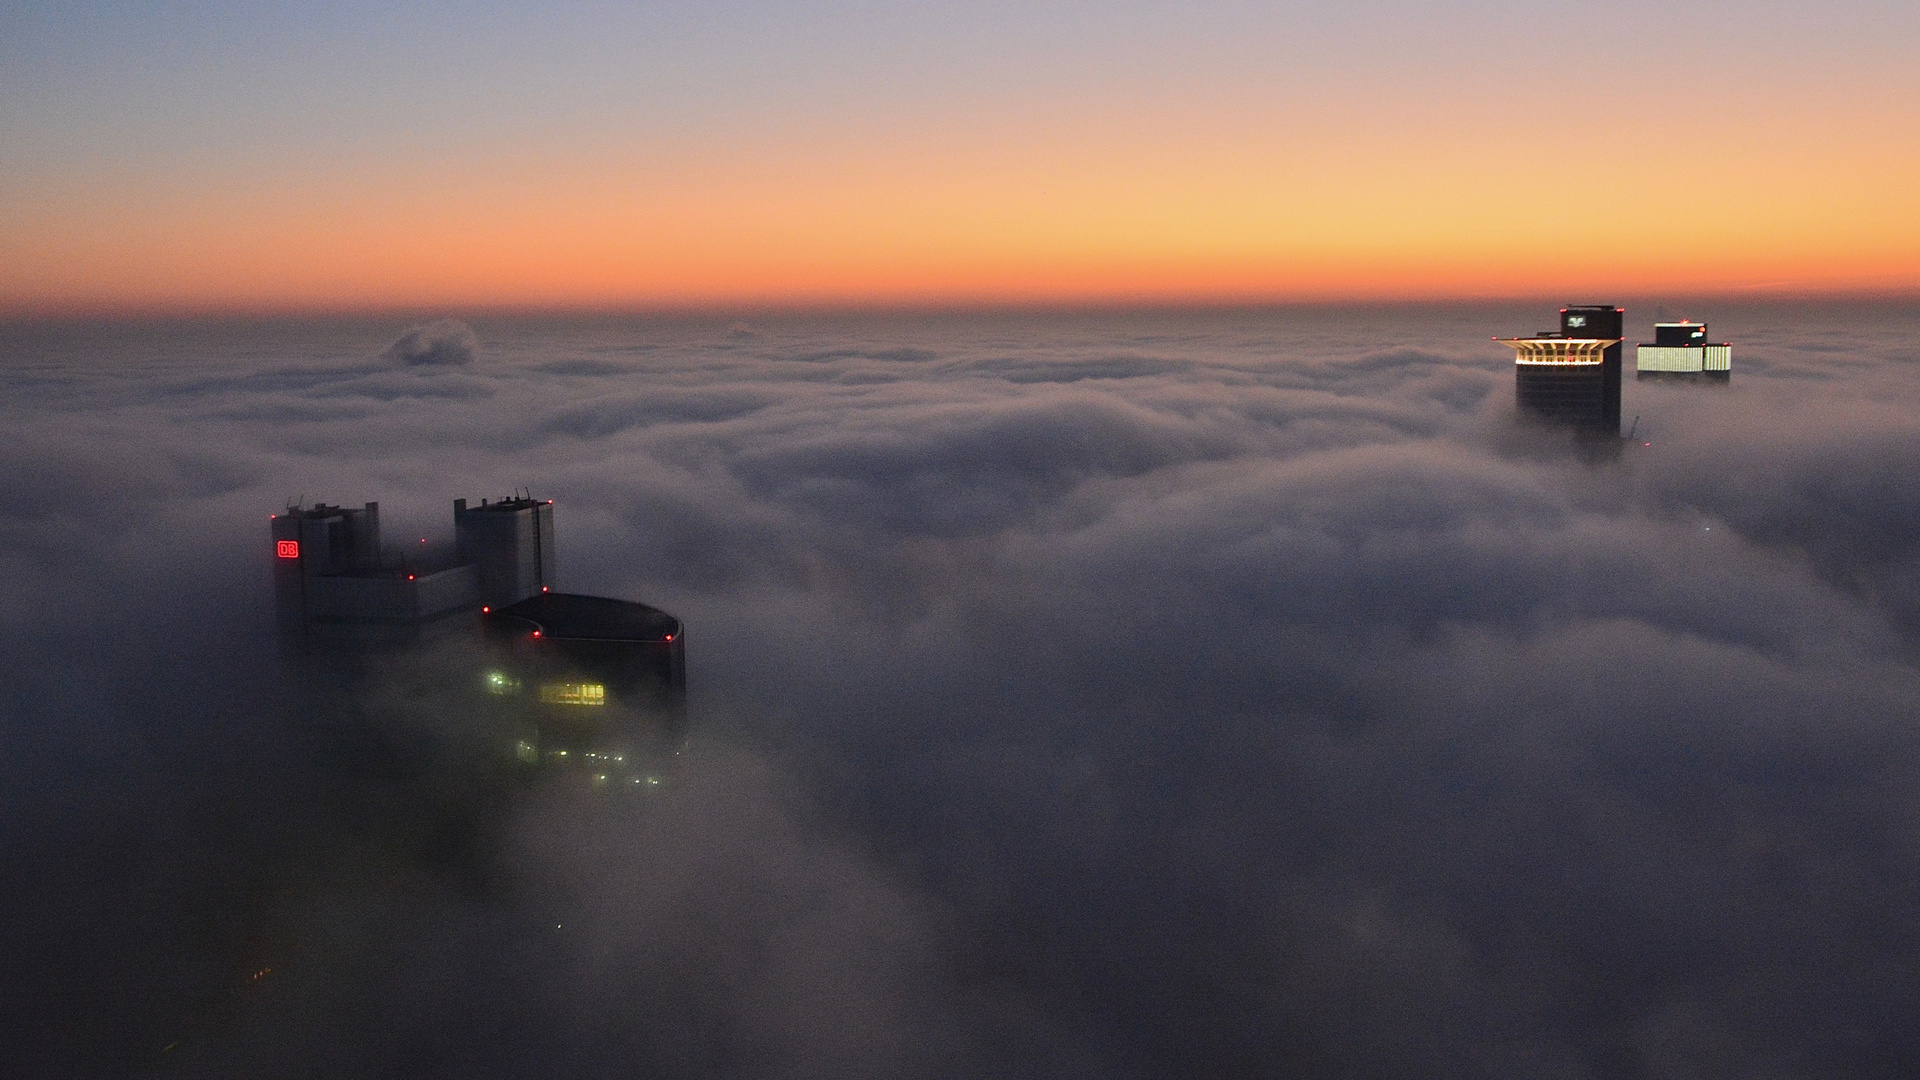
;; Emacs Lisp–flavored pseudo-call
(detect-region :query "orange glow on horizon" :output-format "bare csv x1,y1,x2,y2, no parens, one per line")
5,93,1919,313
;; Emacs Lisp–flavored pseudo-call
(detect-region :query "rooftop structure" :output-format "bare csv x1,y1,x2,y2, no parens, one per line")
1637,321,1732,381
272,502,477,636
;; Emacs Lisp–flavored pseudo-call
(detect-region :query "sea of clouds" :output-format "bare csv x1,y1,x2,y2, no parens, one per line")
3,302,1919,1078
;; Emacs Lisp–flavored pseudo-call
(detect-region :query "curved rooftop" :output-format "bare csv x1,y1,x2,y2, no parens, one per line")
489,592,680,642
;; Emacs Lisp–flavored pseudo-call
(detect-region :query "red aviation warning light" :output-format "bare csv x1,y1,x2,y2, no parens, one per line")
276,540,300,559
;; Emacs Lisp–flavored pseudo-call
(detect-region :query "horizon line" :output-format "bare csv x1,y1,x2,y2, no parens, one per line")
7,285,1920,324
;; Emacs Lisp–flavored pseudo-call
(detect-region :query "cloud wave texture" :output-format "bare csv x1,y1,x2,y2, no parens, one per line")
3,303,1920,1078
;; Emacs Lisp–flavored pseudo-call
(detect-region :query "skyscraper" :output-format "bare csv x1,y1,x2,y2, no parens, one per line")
272,495,687,778
1497,305,1624,434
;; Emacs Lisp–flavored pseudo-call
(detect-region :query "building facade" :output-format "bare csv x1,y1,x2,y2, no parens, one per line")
454,496,555,607
272,502,478,637
1636,321,1732,381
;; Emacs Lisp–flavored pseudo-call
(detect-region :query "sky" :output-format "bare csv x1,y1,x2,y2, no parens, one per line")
6,303,1920,1076
4,1,1920,312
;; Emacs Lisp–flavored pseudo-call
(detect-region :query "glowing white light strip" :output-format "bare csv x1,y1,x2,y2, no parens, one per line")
1496,338,1618,366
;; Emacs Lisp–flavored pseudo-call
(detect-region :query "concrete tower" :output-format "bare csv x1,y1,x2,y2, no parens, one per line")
454,496,556,608
271,501,382,629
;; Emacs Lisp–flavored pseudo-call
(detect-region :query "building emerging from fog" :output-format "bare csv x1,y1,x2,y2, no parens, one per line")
273,495,685,778
1636,321,1731,381
1497,305,1624,435
272,501,480,636
480,592,686,768
454,496,555,607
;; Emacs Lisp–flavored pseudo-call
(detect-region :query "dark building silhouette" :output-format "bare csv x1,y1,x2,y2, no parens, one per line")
1498,305,1624,435
479,592,686,775
273,496,686,782
481,592,684,705
1637,320,1732,382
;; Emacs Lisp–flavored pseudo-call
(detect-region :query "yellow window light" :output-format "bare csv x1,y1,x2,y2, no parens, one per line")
538,683,607,706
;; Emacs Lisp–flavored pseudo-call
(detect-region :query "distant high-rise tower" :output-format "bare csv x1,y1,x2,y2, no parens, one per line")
1636,320,1731,381
455,496,555,608
1497,305,1624,434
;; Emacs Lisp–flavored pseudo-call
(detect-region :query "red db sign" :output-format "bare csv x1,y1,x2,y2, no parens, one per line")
276,540,300,559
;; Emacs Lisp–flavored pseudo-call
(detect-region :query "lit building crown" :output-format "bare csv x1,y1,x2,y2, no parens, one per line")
1495,337,1621,365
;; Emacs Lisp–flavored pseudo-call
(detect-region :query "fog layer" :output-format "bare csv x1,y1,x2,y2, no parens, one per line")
3,303,1919,1078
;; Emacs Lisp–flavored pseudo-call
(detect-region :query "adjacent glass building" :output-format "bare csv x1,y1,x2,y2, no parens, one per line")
1636,321,1732,381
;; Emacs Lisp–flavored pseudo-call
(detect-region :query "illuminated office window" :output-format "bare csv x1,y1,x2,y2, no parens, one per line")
539,683,607,706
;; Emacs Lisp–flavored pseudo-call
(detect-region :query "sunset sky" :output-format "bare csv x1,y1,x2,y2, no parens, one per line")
4,0,1918,312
